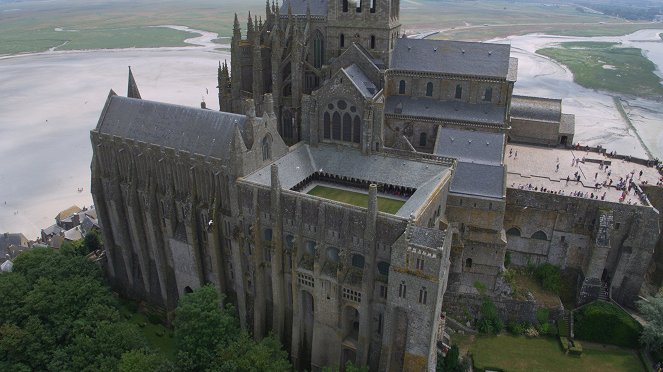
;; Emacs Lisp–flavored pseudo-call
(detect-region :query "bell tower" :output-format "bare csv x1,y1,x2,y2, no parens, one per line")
327,0,401,65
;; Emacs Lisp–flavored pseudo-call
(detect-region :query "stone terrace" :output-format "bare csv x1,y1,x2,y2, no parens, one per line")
505,144,661,205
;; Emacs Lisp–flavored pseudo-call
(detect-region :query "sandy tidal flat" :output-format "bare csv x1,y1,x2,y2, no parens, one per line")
0,28,229,238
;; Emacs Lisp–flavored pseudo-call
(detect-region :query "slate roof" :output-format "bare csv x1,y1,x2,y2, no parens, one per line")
343,64,377,98
242,144,452,218
280,0,328,16
560,113,575,135
96,96,247,160
385,96,506,126
450,162,505,199
0,233,28,257
410,226,446,248
42,224,64,237
434,127,504,166
510,95,561,122
390,39,512,79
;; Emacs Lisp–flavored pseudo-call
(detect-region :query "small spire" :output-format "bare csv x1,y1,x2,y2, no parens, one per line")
266,0,272,16
127,66,141,99
248,11,254,35
233,13,241,38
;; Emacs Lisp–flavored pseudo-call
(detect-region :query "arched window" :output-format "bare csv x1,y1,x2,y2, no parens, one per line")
419,287,427,305
465,258,473,268
332,112,341,140
263,228,272,241
352,116,361,143
352,254,365,269
455,84,462,99
370,0,376,13
184,286,194,294
483,87,493,102
370,35,376,49
399,80,406,94
398,281,406,298
262,135,272,161
426,82,433,96
532,231,548,241
506,227,521,237
327,247,340,263
282,110,293,139
324,112,331,139
313,31,325,68
419,132,427,147
377,261,390,276
340,33,345,48
356,0,362,12
305,240,316,255
342,113,352,141
342,0,348,12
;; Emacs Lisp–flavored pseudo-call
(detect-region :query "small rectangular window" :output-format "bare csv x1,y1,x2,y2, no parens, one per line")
615,222,621,230
416,257,424,270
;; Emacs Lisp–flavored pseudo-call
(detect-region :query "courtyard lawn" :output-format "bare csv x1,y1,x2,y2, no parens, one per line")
307,185,405,214
536,41,663,99
470,334,645,372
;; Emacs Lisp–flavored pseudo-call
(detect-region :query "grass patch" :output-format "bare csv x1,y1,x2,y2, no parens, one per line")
470,334,645,372
574,300,643,348
536,41,663,99
306,185,405,214
119,302,175,359
509,270,562,308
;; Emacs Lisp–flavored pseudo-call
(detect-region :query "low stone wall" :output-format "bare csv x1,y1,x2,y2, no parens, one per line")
442,291,560,325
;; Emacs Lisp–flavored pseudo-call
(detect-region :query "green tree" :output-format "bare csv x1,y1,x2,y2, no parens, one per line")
477,297,502,334
83,230,102,254
213,332,291,371
436,345,461,372
174,285,240,371
119,349,174,372
534,263,561,294
637,294,663,352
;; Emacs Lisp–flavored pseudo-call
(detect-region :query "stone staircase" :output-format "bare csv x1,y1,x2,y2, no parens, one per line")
598,281,610,301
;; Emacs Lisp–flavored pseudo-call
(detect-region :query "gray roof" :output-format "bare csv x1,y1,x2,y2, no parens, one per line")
42,224,64,237
280,0,328,16
507,57,518,82
510,95,561,122
0,233,28,256
410,226,446,249
243,144,452,218
434,127,504,166
343,64,377,98
390,39,512,79
97,96,247,160
385,96,506,126
450,162,505,199
560,114,575,135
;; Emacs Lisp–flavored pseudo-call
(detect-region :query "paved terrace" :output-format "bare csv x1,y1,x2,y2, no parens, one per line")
505,144,662,205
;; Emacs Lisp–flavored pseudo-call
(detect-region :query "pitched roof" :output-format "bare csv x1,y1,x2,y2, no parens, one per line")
434,127,504,166
510,95,561,122
410,226,446,249
0,233,28,254
96,95,248,160
385,96,506,126
390,39,512,79
56,205,81,221
280,0,328,16
450,162,505,199
343,64,377,98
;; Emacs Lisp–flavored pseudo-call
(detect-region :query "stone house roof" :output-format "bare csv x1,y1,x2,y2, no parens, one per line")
385,95,506,126
450,162,505,199
510,95,562,122
343,64,378,98
56,205,81,221
96,95,248,160
390,38,513,79
434,127,504,166
0,233,28,261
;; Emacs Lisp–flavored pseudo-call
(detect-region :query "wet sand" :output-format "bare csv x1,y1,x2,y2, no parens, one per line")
0,27,229,238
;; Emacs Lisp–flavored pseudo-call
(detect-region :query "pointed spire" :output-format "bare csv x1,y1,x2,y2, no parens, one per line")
258,16,262,30
247,11,254,36
127,66,141,99
266,0,272,17
233,13,241,38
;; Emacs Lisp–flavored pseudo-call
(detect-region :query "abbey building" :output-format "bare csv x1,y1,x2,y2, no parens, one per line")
90,1,662,371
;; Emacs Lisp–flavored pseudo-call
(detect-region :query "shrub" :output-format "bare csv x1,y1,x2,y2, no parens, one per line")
506,321,527,336
557,319,569,337
477,298,502,334
574,301,642,348
534,264,562,294
559,336,570,352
